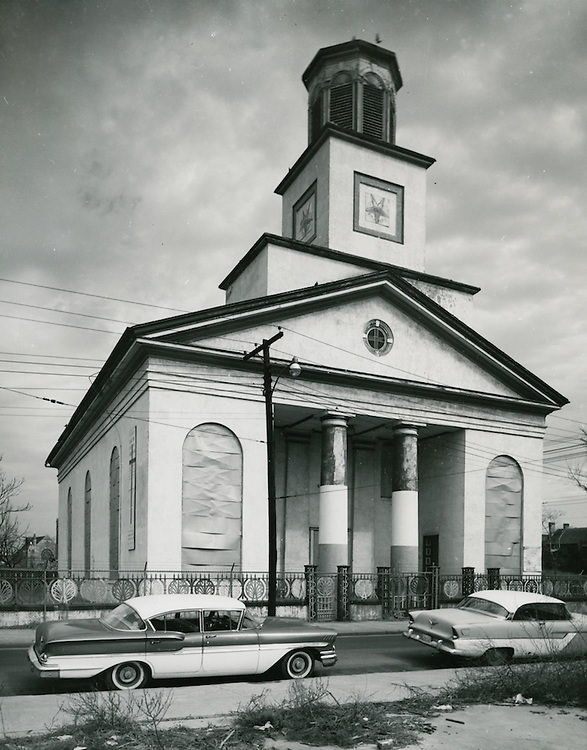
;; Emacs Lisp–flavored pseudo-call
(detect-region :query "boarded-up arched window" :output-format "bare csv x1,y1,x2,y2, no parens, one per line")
109,447,120,575
66,488,73,571
485,456,523,575
84,471,92,576
182,424,243,570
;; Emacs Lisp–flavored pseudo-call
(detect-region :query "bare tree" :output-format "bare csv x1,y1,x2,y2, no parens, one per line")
568,428,587,492
0,457,30,566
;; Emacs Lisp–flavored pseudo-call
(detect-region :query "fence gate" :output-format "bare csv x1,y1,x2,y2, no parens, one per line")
378,568,439,618
315,575,337,620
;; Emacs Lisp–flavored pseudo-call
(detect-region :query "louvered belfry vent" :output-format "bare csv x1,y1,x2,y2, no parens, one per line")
329,82,354,129
362,84,384,139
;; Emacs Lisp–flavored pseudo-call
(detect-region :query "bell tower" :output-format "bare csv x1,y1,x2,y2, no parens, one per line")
275,39,435,272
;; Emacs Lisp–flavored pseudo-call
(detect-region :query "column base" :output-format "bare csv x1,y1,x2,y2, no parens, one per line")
390,545,418,574
318,544,348,574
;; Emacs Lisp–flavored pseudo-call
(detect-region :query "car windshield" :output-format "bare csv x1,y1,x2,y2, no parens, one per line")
101,603,145,631
457,596,509,618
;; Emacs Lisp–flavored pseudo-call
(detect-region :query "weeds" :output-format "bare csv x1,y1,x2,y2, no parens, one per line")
437,658,587,708
59,687,173,749
233,679,435,748
3,658,587,749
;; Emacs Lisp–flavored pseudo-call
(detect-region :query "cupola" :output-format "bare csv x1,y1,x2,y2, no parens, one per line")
303,39,403,145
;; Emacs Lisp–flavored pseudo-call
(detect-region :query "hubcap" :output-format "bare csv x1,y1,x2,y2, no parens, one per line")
292,656,307,674
120,665,138,684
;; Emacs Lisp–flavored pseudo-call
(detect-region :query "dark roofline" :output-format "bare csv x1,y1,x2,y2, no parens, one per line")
274,124,435,196
104,269,569,404
218,232,480,296
302,39,403,91
46,268,568,467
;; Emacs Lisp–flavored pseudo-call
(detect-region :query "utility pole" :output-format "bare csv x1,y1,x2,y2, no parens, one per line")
243,330,284,616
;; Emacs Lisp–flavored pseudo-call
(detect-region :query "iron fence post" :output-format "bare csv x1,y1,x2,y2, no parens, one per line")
487,567,500,590
462,566,475,597
377,566,391,619
336,565,350,621
305,565,317,622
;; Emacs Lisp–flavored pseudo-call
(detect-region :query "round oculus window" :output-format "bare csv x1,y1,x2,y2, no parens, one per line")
363,319,394,356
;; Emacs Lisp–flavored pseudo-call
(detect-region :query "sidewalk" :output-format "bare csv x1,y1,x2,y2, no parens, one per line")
2,665,586,749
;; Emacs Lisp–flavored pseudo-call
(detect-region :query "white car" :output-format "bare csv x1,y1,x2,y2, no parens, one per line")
28,593,337,689
404,589,587,665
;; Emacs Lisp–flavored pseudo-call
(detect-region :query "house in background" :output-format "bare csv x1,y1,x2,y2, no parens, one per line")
47,40,567,579
543,524,587,574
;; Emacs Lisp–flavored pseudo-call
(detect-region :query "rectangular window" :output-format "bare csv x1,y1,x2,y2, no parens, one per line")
128,426,137,551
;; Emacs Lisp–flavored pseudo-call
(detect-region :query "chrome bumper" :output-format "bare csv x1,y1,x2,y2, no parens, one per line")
28,644,61,679
319,646,337,667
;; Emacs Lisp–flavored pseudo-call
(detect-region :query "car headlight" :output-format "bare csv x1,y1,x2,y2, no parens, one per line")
39,652,48,663
451,627,459,640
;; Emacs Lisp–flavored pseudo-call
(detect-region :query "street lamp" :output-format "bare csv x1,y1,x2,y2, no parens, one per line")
243,331,301,616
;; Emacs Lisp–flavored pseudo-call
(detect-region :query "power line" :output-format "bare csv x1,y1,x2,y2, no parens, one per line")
0,312,123,335
0,276,188,313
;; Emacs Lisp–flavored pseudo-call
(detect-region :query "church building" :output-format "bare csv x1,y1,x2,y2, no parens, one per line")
47,40,567,580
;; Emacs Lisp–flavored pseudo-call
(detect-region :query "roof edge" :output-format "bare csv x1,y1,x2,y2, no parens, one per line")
218,232,480,295
274,124,435,196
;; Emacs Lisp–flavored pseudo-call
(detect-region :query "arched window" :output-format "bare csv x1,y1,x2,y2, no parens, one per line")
109,447,120,576
66,488,73,572
182,424,243,570
485,456,523,575
84,471,92,576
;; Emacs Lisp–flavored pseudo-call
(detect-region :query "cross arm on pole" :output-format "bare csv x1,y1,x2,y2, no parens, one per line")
242,330,284,362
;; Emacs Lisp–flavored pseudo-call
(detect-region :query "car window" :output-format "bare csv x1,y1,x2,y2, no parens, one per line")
457,596,509,618
101,603,146,631
150,610,201,633
534,603,569,621
203,610,242,632
512,602,570,622
513,604,539,621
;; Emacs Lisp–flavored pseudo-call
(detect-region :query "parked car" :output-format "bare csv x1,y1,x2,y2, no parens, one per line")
403,589,587,665
28,593,337,689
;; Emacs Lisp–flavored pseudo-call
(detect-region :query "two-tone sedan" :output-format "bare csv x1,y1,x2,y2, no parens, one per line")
28,593,337,689
404,589,587,665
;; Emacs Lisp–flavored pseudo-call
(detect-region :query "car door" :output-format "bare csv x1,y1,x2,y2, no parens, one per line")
145,609,204,678
201,609,260,676
535,603,587,657
510,603,548,656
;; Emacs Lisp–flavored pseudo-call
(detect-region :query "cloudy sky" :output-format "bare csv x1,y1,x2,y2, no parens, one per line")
1,0,586,537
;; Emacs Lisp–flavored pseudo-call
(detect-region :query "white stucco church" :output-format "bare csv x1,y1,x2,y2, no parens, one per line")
48,40,567,580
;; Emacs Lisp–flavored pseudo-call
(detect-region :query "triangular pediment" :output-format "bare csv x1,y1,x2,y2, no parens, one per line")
137,272,566,408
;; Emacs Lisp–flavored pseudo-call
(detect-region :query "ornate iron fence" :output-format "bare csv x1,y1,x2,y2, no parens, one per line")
0,566,585,618
0,568,307,611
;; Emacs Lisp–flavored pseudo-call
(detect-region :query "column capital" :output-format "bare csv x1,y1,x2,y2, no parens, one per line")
320,412,351,429
392,423,420,439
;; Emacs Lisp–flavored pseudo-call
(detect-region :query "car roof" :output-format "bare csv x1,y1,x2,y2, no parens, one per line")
124,594,246,619
469,589,565,611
